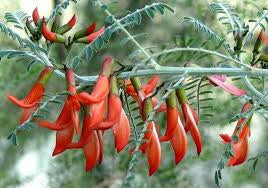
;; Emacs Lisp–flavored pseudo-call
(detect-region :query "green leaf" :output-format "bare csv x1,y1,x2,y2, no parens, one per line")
160,3,175,13
215,171,220,187
134,12,142,25
85,47,93,62
8,132,18,146
105,16,114,24
145,7,154,19
93,36,104,50
71,56,82,70
49,100,63,104
102,28,112,42
101,5,108,11
24,122,38,129
5,11,29,30
155,5,164,15
253,158,258,172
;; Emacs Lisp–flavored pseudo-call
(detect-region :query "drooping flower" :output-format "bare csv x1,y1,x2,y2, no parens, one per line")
39,68,81,156
176,87,202,155
7,67,53,124
83,129,101,171
219,102,252,166
112,109,131,153
159,91,188,164
126,76,166,113
141,98,161,176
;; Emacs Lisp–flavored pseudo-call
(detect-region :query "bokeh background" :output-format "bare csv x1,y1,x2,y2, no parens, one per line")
0,0,267,187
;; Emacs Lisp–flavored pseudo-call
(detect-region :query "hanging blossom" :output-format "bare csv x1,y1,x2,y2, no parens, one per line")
219,102,252,166
7,67,53,124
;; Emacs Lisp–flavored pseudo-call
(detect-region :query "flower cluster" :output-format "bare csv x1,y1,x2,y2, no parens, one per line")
26,7,105,44
7,56,252,175
7,7,256,176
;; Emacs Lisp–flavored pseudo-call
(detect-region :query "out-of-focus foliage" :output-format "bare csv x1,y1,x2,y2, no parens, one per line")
0,0,267,188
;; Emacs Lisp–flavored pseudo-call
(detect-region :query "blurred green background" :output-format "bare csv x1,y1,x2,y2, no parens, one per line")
0,0,267,187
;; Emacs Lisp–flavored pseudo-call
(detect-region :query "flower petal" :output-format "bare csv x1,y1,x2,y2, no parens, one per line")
52,125,74,156
112,110,130,153
83,130,100,171
146,122,161,176
170,117,188,164
207,76,246,96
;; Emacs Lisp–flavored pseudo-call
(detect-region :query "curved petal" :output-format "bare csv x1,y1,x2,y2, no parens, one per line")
7,84,44,108
185,104,202,155
159,107,178,141
143,76,160,95
96,94,122,130
52,124,74,156
170,117,188,164
83,130,100,171
219,134,232,144
112,110,130,153
207,76,246,96
228,136,249,166
77,76,109,104
146,122,161,176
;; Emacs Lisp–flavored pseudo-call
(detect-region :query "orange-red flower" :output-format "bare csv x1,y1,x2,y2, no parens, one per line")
219,102,252,166
159,91,187,164
73,22,97,40
140,98,161,176
39,68,81,156
7,67,53,124
75,26,105,44
77,56,113,104
56,15,77,35
41,18,65,43
176,87,202,155
32,7,40,25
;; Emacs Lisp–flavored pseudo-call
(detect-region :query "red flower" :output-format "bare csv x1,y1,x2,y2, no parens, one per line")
41,18,65,43
77,56,113,104
140,99,161,176
83,130,101,171
219,102,252,166
7,67,53,124
73,22,96,40
112,109,131,153
75,26,105,44
56,15,77,35
38,68,81,156
176,87,202,155
32,7,40,25
126,76,166,113
159,91,187,164
207,75,246,96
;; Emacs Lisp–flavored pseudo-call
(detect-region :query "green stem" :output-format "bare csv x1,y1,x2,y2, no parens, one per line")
144,47,251,69
95,0,160,69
